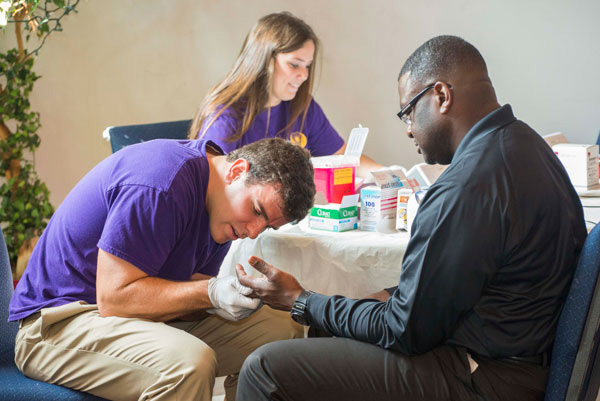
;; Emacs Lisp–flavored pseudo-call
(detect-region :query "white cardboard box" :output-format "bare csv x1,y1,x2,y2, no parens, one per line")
395,189,413,230
360,166,410,232
406,163,448,189
552,143,599,188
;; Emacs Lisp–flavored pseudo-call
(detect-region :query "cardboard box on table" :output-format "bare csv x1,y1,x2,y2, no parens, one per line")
552,143,599,189
360,166,413,233
543,132,600,188
309,193,359,232
405,163,448,190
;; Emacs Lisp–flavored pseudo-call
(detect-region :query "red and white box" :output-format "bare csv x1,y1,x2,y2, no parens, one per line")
553,143,599,189
311,125,369,203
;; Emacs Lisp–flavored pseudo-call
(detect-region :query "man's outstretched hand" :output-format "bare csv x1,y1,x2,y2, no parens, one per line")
236,256,304,311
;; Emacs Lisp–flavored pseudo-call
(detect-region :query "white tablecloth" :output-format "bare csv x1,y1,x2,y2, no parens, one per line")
218,219,409,298
218,191,597,296
580,196,600,230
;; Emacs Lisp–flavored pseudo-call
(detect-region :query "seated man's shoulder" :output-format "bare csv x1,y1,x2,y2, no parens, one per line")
107,140,206,194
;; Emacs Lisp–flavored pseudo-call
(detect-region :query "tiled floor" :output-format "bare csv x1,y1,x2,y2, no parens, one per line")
212,376,225,401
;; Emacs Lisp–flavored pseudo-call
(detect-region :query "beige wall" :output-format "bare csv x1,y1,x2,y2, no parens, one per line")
3,0,599,206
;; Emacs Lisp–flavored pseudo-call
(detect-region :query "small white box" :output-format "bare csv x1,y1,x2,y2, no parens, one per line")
360,166,410,232
552,143,599,188
406,163,448,189
395,189,412,230
406,190,427,236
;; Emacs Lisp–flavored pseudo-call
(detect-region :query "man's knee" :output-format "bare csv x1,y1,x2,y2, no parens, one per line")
155,342,218,399
240,341,286,381
175,341,218,379
238,341,301,401
238,345,268,396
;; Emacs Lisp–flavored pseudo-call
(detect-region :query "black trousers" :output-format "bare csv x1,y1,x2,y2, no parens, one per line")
236,337,548,401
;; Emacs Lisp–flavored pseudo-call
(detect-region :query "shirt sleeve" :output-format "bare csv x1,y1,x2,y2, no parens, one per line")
306,181,504,355
303,100,345,156
98,185,183,276
198,111,242,154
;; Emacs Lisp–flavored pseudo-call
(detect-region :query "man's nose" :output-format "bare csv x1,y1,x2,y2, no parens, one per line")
247,219,267,239
406,124,414,139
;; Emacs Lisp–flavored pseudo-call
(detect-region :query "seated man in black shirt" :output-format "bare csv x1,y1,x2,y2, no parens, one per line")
235,35,587,401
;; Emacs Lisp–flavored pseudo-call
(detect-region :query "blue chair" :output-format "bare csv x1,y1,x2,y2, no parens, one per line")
0,227,105,400
102,119,192,153
545,223,600,401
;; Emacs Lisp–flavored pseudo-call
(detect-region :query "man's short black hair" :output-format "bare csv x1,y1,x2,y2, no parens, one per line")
398,35,487,85
227,138,315,223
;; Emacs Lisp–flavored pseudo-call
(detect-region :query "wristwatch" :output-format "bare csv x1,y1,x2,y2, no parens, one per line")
290,289,314,326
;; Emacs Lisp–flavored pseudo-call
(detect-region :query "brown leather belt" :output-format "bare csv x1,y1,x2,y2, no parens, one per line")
500,351,550,368
470,350,551,368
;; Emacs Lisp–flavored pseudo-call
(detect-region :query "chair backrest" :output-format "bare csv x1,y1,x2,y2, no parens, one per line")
103,119,192,153
0,226,19,366
545,223,600,401
0,229,109,400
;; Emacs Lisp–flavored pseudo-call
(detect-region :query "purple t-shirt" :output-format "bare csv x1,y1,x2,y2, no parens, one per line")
200,98,344,156
9,139,230,321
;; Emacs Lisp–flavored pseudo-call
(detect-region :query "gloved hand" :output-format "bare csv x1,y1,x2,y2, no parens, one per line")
207,276,262,321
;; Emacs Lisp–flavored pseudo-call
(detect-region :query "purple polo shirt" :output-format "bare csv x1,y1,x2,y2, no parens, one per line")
201,98,344,156
9,139,230,321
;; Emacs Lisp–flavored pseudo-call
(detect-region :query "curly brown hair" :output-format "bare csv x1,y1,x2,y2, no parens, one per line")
227,138,315,223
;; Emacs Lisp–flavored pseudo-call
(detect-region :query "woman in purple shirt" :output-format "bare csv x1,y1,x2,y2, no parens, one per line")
189,12,380,175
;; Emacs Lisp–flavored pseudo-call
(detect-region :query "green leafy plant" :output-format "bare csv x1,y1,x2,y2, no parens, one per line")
0,0,78,276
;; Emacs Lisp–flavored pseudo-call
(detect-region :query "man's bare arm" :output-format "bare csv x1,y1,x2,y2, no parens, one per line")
96,249,212,321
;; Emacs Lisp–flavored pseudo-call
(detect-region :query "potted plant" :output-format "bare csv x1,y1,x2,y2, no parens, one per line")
0,0,79,282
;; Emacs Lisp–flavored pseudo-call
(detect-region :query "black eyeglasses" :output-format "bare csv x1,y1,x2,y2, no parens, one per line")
397,84,435,126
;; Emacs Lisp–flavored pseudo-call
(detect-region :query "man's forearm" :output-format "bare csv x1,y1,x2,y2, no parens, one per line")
96,249,213,321
97,276,213,322
356,154,384,178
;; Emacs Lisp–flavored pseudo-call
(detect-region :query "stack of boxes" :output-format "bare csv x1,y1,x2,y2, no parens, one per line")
553,144,599,189
360,166,412,233
308,125,451,233
545,132,600,190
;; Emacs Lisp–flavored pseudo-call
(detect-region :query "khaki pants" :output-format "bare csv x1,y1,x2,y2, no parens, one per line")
15,301,303,401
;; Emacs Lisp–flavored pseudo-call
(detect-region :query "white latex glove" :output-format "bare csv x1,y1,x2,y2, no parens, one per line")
207,276,262,321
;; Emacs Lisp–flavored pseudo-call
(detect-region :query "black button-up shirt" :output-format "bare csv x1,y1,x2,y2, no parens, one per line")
306,105,587,357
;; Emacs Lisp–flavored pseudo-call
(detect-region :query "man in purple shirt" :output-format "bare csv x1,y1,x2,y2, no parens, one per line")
9,137,315,401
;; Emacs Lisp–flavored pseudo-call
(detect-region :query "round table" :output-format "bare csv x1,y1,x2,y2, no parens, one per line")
218,218,409,298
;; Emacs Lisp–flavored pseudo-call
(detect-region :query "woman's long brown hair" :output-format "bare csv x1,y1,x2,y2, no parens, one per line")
188,12,319,142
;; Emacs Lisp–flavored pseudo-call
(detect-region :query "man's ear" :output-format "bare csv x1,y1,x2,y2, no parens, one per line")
434,81,453,115
225,158,250,183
